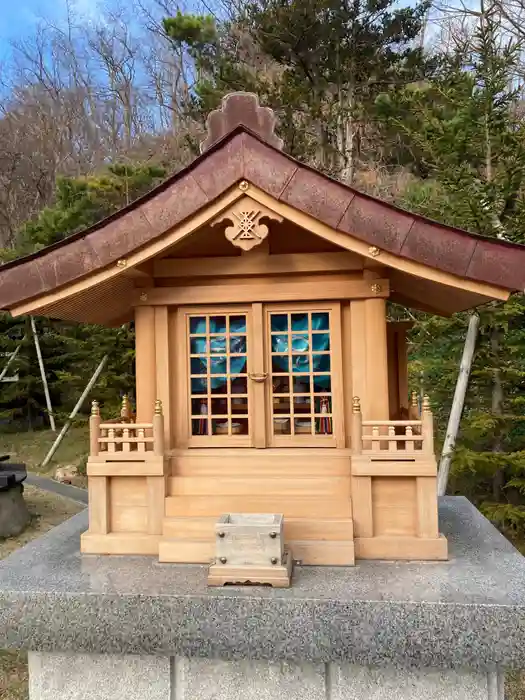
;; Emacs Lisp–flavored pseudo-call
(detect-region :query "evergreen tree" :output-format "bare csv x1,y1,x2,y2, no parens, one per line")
0,162,166,428
378,7,525,534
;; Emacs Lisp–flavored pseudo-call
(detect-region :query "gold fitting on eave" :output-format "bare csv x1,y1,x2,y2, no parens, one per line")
371,283,382,295
352,396,361,413
368,246,380,257
154,399,163,415
139,292,148,302
238,180,249,191
117,259,127,268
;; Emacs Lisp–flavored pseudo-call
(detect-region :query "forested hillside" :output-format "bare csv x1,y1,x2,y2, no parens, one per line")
1,0,525,536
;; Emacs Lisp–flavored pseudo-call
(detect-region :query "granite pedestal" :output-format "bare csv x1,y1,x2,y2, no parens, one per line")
0,497,521,699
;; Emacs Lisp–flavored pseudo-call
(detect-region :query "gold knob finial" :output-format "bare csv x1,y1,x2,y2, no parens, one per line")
154,399,163,415
352,396,361,413
422,395,431,412
121,394,130,420
91,400,100,416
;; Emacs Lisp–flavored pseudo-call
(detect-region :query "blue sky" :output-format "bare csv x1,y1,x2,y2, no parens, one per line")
0,0,62,45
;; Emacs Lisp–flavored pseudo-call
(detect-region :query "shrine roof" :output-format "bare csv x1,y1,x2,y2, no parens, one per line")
1,92,525,316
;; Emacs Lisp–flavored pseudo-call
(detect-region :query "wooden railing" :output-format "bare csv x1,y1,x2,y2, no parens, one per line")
89,397,164,457
352,395,434,456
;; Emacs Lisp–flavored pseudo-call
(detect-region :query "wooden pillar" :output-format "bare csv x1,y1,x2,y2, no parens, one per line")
386,326,399,419
397,328,409,413
88,476,110,534
134,306,156,423
154,306,171,447
364,297,390,419
349,300,367,420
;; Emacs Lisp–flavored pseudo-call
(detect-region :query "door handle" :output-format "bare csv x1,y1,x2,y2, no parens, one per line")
248,372,268,383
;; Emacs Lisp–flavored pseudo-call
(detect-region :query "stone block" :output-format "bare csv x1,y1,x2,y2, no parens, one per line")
329,663,492,700
174,656,326,700
0,484,30,537
28,652,170,700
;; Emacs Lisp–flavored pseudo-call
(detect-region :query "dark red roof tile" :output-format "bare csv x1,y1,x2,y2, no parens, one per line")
400,220,477,276
192,133,244,200
90,211,153,267
467,239,525,290
243,136,297,197
35,239,100,291
141,173,209,234
338,194,413,253
280,169,355,229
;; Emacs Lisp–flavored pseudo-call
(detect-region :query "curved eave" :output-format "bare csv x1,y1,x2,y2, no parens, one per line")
0,126,524,318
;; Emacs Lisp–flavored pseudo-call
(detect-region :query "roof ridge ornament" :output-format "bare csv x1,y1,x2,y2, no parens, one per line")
200,92,284,153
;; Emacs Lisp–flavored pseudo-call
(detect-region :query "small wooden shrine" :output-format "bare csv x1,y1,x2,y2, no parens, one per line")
2,92,525,566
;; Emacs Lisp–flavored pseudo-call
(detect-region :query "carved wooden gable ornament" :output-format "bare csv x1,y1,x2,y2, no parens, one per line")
212,195,283,252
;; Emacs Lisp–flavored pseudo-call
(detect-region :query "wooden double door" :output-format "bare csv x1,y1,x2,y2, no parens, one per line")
179,302,344,448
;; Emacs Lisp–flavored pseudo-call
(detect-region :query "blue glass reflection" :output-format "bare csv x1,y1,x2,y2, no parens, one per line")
292,355,310,373
230,357,247,374
271,335,288,352
210,336,226,354
190,337,207,354
272,355,289,373
191,377,207,394
190,316,206,334
210,316,226,333
229,315,247,333
271,314,288,332
210,356,227,375
313,354,331,372
191,357,207,374
230,336,246,353
313,374,331,393
312,333,330,351
211,376,227,394
291,313,308,331
292,334,309,352
312,312,329,331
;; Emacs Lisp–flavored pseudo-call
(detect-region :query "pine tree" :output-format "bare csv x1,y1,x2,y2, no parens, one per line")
377,6,525,534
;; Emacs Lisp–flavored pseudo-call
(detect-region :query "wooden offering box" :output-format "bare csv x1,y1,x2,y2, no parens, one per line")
208,513,292,587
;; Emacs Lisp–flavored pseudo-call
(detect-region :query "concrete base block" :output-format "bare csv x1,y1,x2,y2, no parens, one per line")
329,663,503,700
28,653,170,700
175,657,326,700
28,652,505,700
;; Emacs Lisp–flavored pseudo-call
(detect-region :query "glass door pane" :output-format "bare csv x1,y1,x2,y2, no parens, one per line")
269,309,335,445
188,312,250,442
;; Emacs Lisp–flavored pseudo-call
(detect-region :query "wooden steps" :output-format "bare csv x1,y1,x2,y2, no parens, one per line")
170,450,351,477
168,476,351,497
164,495,352,519
158,537,354,565
163,516,353,541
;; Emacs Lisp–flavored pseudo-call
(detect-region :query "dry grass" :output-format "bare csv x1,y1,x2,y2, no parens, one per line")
0,426,89,477
0,486,84,700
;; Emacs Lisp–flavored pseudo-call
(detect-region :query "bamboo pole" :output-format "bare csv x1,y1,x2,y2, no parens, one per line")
41,354,109,469
0,343,22,382
31,317,56,431
437,313,480,496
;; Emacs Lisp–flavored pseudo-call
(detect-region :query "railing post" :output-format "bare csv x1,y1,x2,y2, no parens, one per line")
120,394,131,422
352,397,362,454
153,399,165,456
409,390,420,420
89,400,101,457
422,395,434,455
